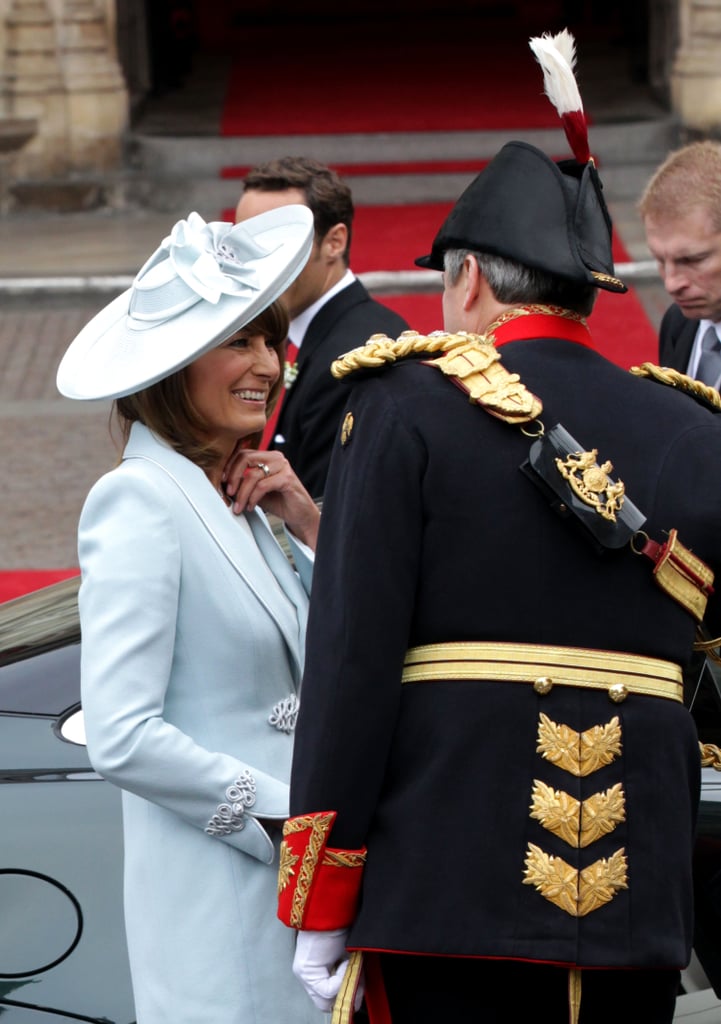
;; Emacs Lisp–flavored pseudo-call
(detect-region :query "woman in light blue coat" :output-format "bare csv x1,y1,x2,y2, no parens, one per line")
56,208,326,1023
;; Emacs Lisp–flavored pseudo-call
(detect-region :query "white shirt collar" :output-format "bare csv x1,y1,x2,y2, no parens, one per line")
289,269,356,348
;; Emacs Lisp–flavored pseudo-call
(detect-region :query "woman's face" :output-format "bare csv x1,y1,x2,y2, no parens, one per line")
184,328,280,454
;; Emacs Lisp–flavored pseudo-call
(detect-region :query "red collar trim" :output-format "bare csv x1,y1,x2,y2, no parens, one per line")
485,306,594,350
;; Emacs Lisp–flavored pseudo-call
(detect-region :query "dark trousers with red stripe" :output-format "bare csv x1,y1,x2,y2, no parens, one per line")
374,954,680,1023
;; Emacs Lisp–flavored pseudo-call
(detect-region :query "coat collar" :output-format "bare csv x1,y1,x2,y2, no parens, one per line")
123,422,308,683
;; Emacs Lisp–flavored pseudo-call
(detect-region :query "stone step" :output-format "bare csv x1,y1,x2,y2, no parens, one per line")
122,162,670,222
128,118,678,176
124,116,680,215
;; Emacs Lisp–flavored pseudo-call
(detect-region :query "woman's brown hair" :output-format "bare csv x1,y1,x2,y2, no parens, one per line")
113,299,289,468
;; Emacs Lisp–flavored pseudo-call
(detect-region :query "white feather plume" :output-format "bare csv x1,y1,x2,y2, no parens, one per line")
529,29,583,115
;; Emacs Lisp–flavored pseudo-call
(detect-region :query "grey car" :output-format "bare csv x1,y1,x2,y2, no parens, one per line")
0,576,134,1023
1,575,720,1022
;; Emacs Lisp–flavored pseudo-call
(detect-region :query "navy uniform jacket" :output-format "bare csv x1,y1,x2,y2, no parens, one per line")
290,312,721,970
271,279,407,498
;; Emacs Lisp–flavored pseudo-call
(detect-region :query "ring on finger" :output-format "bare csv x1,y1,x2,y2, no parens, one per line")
256,461,271,478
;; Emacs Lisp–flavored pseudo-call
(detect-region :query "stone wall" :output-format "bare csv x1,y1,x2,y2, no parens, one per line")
671,0,721,133
2,0,721,210
0,0,128,210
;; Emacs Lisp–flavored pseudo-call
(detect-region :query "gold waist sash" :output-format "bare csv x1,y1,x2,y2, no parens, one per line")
402,641,683,703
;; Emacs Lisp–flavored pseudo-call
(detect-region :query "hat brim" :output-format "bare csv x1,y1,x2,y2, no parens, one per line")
56,206,314,401
414,252,442,271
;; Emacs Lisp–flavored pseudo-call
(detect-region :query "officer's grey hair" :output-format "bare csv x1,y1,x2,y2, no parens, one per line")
443,248,596,317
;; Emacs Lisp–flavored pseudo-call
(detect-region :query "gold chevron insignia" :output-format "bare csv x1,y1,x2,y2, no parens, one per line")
537,713,622,776
581,784,626,846
523,843,628,917
530,781,626,847
555,449,626,522
278,841,300,893
530,781,580,847
578,849,629,916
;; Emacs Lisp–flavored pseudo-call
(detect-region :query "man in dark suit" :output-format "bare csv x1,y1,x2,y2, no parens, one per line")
640,139,721,1002
276,34,721,1024
234,156,408,498
639,140,721,386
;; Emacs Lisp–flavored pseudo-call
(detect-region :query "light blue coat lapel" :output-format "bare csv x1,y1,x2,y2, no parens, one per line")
123,423,308,683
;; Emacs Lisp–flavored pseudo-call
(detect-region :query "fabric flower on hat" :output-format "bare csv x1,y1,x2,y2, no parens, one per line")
163,212,281,305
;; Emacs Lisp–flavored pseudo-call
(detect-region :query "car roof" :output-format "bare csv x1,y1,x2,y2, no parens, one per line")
0,576,80,668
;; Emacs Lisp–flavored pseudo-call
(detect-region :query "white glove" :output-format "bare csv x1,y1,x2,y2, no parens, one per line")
292,928,352,1012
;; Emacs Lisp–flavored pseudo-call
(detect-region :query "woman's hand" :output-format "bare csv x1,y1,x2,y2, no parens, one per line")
222,448,320,551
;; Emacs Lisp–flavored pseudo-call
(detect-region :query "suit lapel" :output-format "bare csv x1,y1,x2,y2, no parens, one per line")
281,280,368,425
662,306,698,372
123,423,307,682
294,279,368,368
677,316,698,372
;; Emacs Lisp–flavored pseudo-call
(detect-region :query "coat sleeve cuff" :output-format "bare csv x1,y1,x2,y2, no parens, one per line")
277,811,366,929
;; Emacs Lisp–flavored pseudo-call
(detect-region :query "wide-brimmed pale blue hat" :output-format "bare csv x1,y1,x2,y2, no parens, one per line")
56,205,314,401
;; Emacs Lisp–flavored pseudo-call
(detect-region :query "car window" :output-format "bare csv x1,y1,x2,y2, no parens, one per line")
0,643,80,716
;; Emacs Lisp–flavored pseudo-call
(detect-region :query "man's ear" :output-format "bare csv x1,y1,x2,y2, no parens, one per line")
463,254,482,311
321,222,348,260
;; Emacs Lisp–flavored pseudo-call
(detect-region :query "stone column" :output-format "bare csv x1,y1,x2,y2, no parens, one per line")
57,0,128,169
671,0,721,131
648,0,679,104
1,0,128,183
1,0,65,176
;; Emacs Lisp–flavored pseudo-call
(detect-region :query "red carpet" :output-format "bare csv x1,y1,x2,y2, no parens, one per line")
219,16,583,137
352,201,453,273
0,570,79,604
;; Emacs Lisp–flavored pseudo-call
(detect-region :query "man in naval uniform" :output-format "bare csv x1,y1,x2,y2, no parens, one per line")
277,33,721,1024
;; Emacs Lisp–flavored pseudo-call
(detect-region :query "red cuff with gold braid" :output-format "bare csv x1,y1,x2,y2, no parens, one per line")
277,811,367,930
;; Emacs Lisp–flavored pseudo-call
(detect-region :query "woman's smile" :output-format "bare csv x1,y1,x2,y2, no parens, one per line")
185,330,280,456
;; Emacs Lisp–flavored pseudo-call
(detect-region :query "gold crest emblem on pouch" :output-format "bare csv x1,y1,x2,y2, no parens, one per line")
555,449,625,522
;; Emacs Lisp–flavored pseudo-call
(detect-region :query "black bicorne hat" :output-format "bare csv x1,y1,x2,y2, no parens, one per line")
415,32,627,294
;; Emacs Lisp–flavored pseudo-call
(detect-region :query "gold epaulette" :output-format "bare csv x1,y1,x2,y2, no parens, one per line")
331,329,543,425
331,329,487,380
425,336,543,424
630,363,721,412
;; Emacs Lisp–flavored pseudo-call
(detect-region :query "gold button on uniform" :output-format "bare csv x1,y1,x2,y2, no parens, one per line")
341,412,354,446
